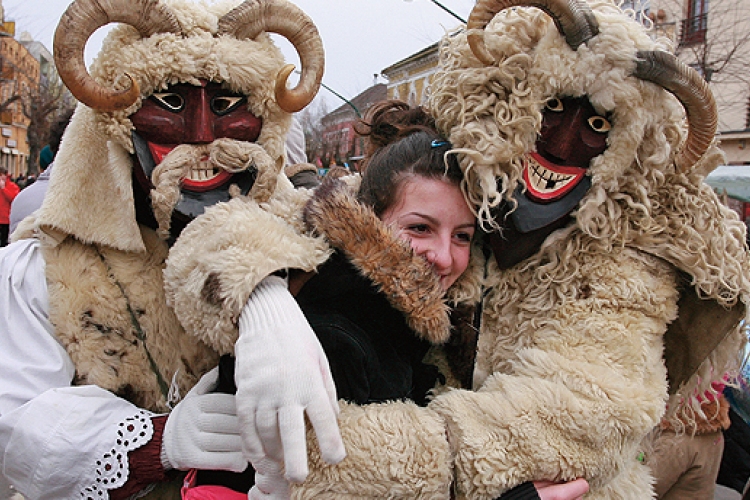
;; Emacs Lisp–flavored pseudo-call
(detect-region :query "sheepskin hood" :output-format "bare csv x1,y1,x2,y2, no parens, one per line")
36,0,308,253
430,0,750,308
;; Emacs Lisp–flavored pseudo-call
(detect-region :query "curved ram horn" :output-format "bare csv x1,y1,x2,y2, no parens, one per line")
467,0,599,64
633,50,717,172
54,0,180,112
217,0,324,113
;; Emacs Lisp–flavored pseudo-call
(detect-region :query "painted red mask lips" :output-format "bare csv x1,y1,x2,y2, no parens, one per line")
523,152,587,203
148,142,232,192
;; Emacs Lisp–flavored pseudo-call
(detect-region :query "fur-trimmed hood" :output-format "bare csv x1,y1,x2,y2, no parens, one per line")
304,176,452,344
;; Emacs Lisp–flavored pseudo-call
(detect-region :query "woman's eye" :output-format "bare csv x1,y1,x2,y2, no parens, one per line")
455,232,473,243
407,224,429,234
588,115,612,133
212,95,246,115
151,92,185,112
545,98,564,112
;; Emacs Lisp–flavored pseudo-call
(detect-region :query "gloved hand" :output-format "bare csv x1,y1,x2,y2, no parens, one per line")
235,275,346,483
248,457,291,500
161,367,247,472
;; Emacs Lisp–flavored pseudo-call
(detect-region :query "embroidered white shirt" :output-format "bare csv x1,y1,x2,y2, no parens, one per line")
0,238,154,499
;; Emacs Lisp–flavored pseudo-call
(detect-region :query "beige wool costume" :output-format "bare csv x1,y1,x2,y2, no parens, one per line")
12,0,302,413
0,1,330,497
169,1,750,499
428,1,749,498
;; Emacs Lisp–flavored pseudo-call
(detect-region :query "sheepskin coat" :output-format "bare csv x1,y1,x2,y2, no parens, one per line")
12,0,303,413
5,1,321,494
424,1,750,498
41,225,218,412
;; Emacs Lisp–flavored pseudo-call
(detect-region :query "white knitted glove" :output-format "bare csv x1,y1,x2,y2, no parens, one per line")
248,458,291,500
235,275,345,483
161,367,247,472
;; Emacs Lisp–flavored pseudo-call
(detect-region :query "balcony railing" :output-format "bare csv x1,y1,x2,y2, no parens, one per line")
680,12,708,45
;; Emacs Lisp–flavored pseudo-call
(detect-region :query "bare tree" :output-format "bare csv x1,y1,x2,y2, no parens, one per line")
298,96,329,165
651,0,750,131
21,73,72,175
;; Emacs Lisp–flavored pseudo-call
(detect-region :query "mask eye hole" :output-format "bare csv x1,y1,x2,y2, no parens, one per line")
212,95,246,116
151,92,185,112
588,116,612,133
545,97,564,112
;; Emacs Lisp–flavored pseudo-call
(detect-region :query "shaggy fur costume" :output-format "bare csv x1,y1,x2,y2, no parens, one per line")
423,1,750,498
13,0,304,422
44,226,218,412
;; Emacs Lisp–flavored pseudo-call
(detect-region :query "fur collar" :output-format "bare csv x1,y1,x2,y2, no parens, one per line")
304,177,451,344
661,395,731,434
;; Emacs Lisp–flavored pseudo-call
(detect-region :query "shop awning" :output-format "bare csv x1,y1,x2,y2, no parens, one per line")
705,165,750,203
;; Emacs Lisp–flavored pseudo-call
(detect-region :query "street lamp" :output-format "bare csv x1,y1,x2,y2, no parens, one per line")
404,0,466,24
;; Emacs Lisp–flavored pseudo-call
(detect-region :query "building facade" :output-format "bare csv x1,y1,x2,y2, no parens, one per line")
0,16,39,178
319,83,387,171
381,42,439,106
648,0,750,164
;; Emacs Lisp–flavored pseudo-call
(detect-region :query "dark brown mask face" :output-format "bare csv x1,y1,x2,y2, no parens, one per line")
488,96,610,267
131,81,262,193
524,96,610,203
130,81,261,233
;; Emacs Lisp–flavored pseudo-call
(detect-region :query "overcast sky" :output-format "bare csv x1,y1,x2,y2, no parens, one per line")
2,0,474,111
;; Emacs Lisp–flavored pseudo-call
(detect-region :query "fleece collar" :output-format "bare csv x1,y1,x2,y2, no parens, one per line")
303,178,451,344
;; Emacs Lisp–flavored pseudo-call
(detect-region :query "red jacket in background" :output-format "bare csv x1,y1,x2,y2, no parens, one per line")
0,179,20,224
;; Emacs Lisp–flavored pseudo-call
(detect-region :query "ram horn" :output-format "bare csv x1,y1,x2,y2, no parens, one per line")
633,50,717,172
467,0,599,64
54,0,180,112
217,0,324,113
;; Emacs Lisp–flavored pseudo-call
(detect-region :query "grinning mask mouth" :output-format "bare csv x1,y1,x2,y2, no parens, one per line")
523,152,587,203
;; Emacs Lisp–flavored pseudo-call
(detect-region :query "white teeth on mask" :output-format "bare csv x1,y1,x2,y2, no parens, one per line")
527,156,574,193
188,165,221,182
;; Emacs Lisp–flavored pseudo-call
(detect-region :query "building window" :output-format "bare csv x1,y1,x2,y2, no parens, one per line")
681,0,708,46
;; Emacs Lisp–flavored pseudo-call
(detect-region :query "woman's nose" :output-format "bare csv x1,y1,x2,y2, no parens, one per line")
423,241,452,270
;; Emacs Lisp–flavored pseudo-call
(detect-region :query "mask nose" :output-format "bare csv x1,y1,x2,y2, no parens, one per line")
186,88,215,144
540,107,585,164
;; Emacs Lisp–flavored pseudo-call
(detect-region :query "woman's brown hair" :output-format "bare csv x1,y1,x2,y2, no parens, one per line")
355,100,462,217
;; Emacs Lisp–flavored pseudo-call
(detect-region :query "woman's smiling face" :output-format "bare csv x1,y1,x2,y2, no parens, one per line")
381,176,476,291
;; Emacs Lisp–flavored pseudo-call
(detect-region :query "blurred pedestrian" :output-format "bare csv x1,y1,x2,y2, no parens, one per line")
647,383,731,499
0,166,19,246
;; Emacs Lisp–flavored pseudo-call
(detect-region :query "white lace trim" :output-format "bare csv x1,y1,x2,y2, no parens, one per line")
80,410,154,499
